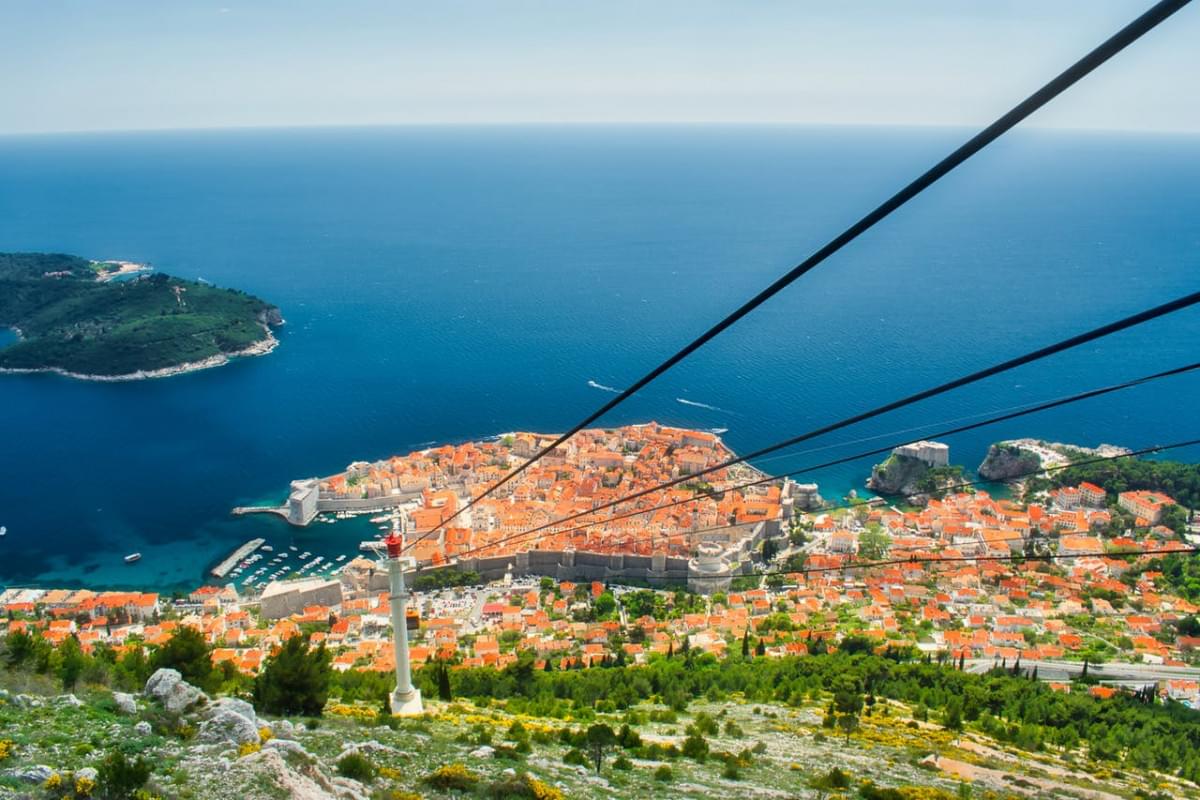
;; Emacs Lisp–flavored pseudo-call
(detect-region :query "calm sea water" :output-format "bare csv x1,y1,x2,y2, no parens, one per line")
0,125,1197,591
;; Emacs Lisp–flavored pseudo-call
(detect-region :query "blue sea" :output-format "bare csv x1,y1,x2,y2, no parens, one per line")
0,125,1197,591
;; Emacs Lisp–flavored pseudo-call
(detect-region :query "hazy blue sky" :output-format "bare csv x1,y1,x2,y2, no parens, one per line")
2,1,1197,134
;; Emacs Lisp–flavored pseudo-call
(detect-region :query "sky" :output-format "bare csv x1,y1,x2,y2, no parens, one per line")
1,1,1197,135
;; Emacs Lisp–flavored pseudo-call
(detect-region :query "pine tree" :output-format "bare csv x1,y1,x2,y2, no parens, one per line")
253,635,333,716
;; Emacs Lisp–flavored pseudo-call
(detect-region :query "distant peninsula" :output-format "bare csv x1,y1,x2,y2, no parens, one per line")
0,252,282,381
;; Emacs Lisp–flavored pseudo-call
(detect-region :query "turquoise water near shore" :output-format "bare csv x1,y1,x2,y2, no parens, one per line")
0,125,1197,591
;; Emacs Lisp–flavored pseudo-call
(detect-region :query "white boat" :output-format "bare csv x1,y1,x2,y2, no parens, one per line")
0,526,7,536
261,545,274,552
124,553,141,563
289,545,298,551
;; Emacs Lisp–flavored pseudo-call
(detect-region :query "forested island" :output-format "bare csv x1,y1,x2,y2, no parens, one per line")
0,252,282,380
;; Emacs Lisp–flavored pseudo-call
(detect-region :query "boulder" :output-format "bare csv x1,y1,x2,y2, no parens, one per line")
335,741,395,763
12,694,40,709
203,697,259,728
198,708,261,746
54,693,84,708
75,767,98,783
263,738,309,758
4,764,55,783
134,721,153,736
330,776,370,800
469,745,495,759
112,692,138,715
272,719,296,739
241,749,337,800
144,668,207,714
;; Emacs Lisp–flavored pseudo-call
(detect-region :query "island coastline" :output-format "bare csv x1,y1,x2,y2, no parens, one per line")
0,323,280,382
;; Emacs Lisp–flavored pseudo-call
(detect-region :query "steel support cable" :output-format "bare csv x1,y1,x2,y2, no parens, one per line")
420,0,1193,541
427,326,1200,559
456,435,1200,560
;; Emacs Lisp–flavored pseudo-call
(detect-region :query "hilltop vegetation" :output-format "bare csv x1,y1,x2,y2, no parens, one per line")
2,628,1198,799
0,252,281,378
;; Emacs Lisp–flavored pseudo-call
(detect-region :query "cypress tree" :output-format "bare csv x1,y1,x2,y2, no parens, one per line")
741,629,750,658
437,661,452,701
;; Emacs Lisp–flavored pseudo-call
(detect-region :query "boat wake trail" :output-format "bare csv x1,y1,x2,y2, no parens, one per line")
676,397,735,414
587,380,622,394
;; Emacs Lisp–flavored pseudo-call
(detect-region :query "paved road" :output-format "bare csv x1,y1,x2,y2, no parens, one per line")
964,657,1200,683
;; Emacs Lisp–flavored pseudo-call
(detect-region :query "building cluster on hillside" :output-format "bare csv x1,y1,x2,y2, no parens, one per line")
3,445,1198,708
322,423,779,564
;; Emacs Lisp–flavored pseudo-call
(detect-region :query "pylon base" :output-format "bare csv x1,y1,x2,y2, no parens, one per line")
389,687,423,716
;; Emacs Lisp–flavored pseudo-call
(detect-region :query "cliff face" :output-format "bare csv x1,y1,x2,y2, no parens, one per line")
258,306,285,328
978,443,1042,481
866,454,929,496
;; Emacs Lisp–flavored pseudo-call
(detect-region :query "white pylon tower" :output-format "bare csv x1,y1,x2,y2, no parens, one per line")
383,520,423,715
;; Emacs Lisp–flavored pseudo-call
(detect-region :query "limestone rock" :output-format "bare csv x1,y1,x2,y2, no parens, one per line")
203,697,259,728
272,719,296,739
55,693,84,707
241,749,335,800
4,764,55,783
198,708,261,746
112,692,138,715
76,767,98,783
264,738,309,758
330,776,370,800
134,721,153,736
335,740,395,762
144,668,207,714
470,745,495,759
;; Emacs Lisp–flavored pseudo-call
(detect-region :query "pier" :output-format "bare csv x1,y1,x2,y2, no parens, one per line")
231,505,290,521
211,538,266,578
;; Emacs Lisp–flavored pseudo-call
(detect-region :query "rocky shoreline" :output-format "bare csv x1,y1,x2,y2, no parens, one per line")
0,324,279,382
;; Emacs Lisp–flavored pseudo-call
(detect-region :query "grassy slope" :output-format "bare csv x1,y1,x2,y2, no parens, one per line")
0,252,277,376
0,667,1182,800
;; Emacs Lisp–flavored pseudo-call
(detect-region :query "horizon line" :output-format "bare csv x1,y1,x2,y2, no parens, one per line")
3,119,1200,139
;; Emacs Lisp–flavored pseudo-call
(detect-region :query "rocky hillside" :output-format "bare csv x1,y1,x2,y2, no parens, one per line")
2,665,1188,800
977,443,1044,482
867,455,964,502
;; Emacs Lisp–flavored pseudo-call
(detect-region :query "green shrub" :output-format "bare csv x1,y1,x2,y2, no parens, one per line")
681,733,708,762
96,751,151,800
654,765,673,782
563,749,588,767
424,763,480,792
612,756,632,771
335,753,377,782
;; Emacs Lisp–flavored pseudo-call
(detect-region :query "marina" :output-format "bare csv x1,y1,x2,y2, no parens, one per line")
210,537,267,578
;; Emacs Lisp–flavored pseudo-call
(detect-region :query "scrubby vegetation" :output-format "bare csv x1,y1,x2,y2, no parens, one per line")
0,252,279,376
